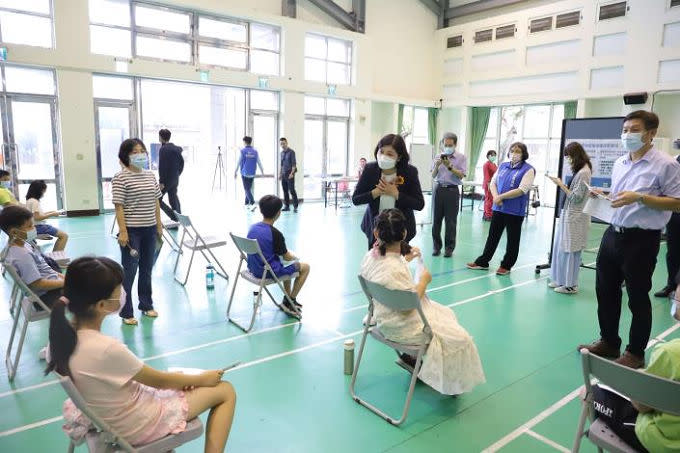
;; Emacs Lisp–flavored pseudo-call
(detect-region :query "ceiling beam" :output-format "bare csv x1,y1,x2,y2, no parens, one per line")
445,0,528,20
307,0,365,33
418,0,441,16
282,0,296,18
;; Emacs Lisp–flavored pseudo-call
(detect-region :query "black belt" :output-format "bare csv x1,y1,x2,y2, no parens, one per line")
611,225,661,235
437,184,459,189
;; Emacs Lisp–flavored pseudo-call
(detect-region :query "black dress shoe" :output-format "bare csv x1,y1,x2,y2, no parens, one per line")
444,249,453,258
281,207,291,212
654,285,674,298
432,249,441,256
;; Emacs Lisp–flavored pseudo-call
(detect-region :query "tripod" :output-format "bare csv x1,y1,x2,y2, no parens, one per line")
212,146,226,191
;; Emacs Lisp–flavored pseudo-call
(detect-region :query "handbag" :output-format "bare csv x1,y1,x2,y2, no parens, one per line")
591,384,648,452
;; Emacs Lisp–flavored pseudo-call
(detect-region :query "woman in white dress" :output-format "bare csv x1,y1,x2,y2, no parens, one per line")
359,209,485,395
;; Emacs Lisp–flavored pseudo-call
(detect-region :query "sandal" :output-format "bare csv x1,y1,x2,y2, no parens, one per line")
142,310,159,318
122,317,138,326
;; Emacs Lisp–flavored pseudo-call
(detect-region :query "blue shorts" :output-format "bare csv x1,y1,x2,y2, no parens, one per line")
250,262,298,279
36,223,59,236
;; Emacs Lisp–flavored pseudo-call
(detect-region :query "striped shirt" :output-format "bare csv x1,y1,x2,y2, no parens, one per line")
112,168,161,228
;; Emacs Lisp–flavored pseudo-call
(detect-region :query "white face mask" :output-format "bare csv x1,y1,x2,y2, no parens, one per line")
377,154,397,170
20,228,37,242
510,152,522,164
130,154,149,170
621,132,644,152
443,146,455,155
105,288,126,315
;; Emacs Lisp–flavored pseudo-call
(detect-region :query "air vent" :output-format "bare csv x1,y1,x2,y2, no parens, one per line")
474,29,493,43
671,0,680,7
447,35,463,48
495,24,516,40
529,16,553,33
599,2,627,20
556,11,581,28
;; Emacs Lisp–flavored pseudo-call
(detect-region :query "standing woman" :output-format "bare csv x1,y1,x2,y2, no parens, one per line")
546,142,592,294
482,150,498,221
352,134,424,250
113,138,162,325
467,142,535,275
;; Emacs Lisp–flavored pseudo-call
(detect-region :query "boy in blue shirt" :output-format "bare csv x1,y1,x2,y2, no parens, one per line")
247,195,310,316
235,136,264,209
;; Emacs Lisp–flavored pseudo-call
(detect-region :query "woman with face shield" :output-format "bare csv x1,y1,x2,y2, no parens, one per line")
467,142,535,275
352,134,425,250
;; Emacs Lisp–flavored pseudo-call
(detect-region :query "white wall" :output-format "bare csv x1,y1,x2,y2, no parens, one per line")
2,0,437,210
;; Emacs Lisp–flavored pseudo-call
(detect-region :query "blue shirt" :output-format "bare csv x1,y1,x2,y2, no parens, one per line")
432,152,467,186
5,243,60,296
610,147,680,230
247,222,287,276
237,146,263,178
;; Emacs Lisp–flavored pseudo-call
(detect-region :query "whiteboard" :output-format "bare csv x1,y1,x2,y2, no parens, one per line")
410,143,434,192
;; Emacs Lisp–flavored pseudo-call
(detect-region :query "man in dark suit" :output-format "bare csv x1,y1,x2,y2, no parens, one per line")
158,129,184,222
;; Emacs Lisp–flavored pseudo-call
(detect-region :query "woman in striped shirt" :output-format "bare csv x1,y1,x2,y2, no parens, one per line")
113,138,162,325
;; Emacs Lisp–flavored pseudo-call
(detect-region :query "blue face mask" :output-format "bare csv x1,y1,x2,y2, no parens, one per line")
443,146,455,155
0,180,11,189
130,154,149,170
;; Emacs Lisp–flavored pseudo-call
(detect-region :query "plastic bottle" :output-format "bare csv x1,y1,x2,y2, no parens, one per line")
206,264,215,289
344,339,355,375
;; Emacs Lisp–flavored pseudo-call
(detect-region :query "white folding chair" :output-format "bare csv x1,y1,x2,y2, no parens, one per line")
226,233,300,332
172,213,228,286
56,372,204,453
572,348,680,452
350,275,433,426
4,263,51,381
161,221,181,253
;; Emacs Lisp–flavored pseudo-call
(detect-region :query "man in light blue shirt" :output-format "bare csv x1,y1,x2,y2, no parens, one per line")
234,136,264,208
579,110,680,369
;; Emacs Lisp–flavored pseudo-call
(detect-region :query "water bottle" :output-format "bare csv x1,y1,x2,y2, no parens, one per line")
344,339,355,375
205,264,215,289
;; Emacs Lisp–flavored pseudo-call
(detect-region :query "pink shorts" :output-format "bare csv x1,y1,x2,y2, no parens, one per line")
131,387,189,446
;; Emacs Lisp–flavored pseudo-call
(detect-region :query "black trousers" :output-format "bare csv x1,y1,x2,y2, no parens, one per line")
159,184,181,221
432,185,460,252
596,226,660,357
281,176,298,208
665,212,680,287
242,176,255,205
474,211,524,269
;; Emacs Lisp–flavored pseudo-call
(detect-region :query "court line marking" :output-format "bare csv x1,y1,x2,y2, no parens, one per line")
0,416,63,438
0,259,547,397
482,321,680,452
525,429,570,452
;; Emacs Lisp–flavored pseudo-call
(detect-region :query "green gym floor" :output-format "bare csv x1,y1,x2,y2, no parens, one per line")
0,197,678,453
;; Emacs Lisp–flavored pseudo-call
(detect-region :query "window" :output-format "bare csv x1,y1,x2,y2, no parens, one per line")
5,65,56,95
530,16,553,33
495,24,516,40
305,34,352,85
446,35,463,48
304,96,351,199
400,106,429,149
474,29,493,43
92,75,134,100
0,0,53,48
87,1,281,73
556,11,581,29
599,1,627,21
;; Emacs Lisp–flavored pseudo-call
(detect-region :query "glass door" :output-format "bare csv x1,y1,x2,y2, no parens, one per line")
1,96,61,210
95,102,136,211
303,118,324,199
248,112,278,201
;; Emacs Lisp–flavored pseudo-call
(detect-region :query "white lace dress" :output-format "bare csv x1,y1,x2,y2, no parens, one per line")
360,250,486,395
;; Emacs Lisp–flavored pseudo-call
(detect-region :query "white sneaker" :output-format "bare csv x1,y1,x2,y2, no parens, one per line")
555,286,578,294
548,281,561,288
38,346,48,361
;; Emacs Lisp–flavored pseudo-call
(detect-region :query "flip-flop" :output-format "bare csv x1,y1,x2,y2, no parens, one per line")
122,318,138,326
142,310,159,318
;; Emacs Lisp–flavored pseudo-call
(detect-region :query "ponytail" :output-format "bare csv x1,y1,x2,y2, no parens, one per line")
45,298,77,376
374,209,409,256
43,256,124,377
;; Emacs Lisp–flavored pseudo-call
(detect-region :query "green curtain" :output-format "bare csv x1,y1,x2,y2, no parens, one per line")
564,101,577,119
397,104,404,134
468,107,491,178
427,107,439,146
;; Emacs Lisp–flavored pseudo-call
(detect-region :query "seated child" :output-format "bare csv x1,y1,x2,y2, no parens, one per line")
359,209,485,395
247,195,310,316
0,205,64,309
25,180,69,252
0,169,18,207
46,256,236,450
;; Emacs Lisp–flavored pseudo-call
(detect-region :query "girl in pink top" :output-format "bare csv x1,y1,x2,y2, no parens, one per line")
46,257,236,452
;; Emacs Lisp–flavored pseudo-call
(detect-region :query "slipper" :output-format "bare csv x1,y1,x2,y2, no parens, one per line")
122,318,138,326
142,310,159,318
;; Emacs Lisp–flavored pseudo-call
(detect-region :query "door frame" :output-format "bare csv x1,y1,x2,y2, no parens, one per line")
94,99,138,213
248,109,280,196
303,114,350,200
1,93,63,208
